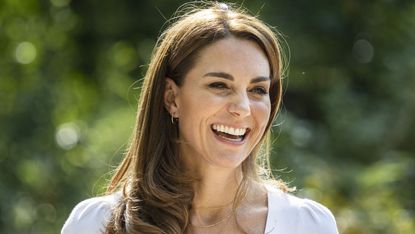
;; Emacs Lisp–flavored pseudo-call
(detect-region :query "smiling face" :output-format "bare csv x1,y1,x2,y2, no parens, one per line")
165,37,271,171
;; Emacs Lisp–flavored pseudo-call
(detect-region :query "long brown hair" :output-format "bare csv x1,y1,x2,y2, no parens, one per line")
105,2,286,233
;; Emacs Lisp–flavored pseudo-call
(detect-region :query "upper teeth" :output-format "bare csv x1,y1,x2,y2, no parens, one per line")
212,124,247,136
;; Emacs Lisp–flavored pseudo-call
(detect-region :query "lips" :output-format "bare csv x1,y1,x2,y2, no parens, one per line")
211,124,250,142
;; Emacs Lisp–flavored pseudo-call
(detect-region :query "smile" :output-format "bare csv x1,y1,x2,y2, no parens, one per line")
211,124,250,143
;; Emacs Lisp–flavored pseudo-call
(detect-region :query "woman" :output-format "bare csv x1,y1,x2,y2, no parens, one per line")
62,2,338,234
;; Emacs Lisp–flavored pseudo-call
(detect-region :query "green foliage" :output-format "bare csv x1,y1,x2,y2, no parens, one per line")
1,0,414,233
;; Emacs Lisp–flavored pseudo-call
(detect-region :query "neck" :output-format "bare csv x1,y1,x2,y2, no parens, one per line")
179,145,245,208
179,146,248,227
188,166,243,229
192,166,243,208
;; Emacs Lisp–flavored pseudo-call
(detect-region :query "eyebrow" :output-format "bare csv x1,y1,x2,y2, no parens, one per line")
203,72,270,83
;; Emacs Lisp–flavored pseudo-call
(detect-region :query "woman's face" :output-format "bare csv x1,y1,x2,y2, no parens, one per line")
171,37,271,171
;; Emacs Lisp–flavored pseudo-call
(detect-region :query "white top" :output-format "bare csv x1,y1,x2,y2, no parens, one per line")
61,186,338,234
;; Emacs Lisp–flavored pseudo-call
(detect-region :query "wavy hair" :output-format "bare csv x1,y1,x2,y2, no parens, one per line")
105,2,287,233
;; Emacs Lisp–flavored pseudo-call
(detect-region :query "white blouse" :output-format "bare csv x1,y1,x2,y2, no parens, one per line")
61,186,338,234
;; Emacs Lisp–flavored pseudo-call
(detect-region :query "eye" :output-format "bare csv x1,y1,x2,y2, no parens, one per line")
208,82,228,90
251,86,268,95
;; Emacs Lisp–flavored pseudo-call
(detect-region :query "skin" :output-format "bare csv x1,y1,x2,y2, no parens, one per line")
164,37,270,233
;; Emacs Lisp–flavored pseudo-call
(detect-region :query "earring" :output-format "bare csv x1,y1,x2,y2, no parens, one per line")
171,114,178,124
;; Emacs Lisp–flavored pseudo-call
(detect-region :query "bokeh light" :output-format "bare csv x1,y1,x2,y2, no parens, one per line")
15,41,37,64
353,39,374,64
55,122,80,150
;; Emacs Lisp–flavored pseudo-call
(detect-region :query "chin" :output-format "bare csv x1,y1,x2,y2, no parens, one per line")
207,153,248,169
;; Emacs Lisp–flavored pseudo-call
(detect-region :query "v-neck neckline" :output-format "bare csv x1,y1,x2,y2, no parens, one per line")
264,188,278,233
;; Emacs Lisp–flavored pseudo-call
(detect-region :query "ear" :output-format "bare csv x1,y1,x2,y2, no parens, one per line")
164,78,180,117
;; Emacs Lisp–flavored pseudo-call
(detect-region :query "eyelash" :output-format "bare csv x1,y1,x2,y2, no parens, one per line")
251,87,268,95
208,82,228,89
208,82,269,96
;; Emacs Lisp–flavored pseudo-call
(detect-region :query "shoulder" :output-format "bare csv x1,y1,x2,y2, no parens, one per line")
266,186,338,234
61,192,122,234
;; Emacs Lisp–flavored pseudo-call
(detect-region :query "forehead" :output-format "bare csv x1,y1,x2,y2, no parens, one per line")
187,37,271,80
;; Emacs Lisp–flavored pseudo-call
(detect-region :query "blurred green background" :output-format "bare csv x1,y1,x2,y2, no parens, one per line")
1,0,414,233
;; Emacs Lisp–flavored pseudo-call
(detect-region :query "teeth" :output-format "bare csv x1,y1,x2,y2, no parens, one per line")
212,124,247,136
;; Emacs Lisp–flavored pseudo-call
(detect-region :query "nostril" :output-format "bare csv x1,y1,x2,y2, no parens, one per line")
228,98,251,117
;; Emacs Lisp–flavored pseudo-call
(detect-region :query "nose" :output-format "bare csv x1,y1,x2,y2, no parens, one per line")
228,92,251,118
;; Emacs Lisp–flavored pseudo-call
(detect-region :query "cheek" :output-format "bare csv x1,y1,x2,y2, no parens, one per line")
253,101,271,129
180,91,224,116
180,95,218,117
178,93,222,135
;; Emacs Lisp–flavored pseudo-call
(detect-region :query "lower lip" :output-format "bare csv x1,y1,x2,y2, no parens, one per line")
212,130,246,146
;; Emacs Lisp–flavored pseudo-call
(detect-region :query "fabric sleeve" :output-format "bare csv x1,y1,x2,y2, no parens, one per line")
266,186,339,234
295,198,339,234
61,194,119,234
